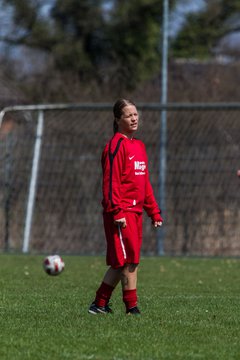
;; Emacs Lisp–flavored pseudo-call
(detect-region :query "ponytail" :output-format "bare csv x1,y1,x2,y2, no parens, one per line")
113,119,118,134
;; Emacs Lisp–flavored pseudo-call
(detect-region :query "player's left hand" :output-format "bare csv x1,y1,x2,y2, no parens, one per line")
153,221,162,227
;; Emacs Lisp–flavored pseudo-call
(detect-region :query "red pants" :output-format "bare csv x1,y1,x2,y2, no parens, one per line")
103,212,143,268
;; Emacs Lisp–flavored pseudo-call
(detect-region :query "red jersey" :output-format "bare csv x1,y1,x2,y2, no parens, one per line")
101,132,162,222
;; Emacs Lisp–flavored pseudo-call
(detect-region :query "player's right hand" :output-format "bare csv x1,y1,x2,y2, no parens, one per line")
114,217,127,228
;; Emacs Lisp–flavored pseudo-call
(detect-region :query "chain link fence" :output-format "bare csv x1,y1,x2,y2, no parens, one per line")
0,103,239,256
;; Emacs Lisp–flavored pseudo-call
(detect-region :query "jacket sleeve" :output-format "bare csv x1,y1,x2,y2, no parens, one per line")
143,155,163,223
102,139,125,221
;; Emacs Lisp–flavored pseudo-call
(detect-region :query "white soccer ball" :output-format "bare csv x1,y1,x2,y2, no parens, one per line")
43,255,65,276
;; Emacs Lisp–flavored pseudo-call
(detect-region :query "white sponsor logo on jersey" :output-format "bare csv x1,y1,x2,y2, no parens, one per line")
134,161,146,175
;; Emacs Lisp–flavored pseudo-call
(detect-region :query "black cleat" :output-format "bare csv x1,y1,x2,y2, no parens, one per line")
126,306,141,315
88,302,113,315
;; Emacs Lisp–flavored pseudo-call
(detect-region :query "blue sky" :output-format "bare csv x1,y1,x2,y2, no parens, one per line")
0,0,210,73
0,0,206,39
169,0,206,37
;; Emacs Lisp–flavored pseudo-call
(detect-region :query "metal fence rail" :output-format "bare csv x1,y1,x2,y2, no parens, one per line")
0,103,239,256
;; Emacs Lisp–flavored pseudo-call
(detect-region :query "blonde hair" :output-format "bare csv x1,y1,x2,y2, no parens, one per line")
113,99,136,134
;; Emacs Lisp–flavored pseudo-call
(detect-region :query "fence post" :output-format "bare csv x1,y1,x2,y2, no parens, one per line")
22,110,44,253
158,0,169,255
4,134,13,252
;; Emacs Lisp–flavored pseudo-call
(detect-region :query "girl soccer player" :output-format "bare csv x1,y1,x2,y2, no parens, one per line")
88,99,163,315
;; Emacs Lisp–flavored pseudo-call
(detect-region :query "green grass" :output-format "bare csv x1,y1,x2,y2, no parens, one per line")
0,255,240,359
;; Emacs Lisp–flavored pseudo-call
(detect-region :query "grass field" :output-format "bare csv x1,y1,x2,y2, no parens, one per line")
0,254,240,360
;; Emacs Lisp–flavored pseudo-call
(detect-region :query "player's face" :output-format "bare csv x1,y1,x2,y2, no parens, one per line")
117,105,139,137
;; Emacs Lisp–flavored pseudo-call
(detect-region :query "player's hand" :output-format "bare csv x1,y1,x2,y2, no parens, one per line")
153,221,162,228
114,217,127,228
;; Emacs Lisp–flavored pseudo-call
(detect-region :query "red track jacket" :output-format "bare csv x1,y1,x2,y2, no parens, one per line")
101,132,162,223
